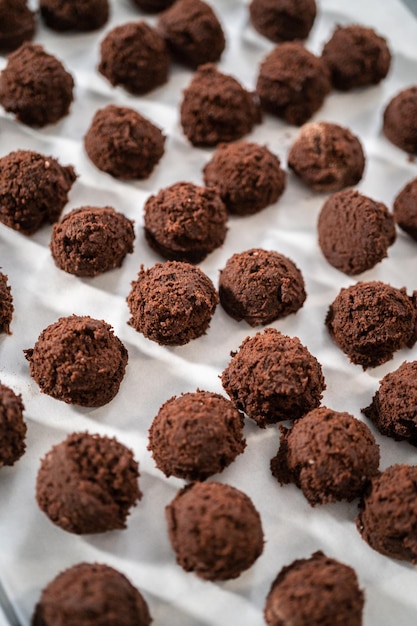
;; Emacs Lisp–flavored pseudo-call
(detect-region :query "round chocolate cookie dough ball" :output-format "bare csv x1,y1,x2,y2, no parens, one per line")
222,328,325,427
180,63,261,147
393,177,417,240
318,189,396,275
84,105,165,180
127,261,218,345
0,150,76,235
148,390,246,481
288,122,365,192
36,432,141,534
40,0,109,32
24,315,128,407
50,206,135,277
98,21,169,95
144,181,227,263
219,249,306,327
157,0,225,68
0,272,13,334
362,361,417,444
132,0,175,12
256,42,331,126
271,407,380,505
203,141,286,215
325,281,417,369
0,0,35,52
0,43,74,127
249,0,317,43
357,464,417,562
0,383,26,467
383,87,417,154
166,481,264,580
32,562,152,626
264,551,364,626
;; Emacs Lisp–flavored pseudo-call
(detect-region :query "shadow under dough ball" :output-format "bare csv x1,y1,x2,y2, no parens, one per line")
131,0,175,12
249,0,317,43
393,177,417,240
0,383,26,467
40,0,109,31
0,272,13,334
383,86,417,154
0,0,35,52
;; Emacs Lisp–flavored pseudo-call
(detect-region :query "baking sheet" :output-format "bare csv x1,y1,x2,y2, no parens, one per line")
0,0,417,624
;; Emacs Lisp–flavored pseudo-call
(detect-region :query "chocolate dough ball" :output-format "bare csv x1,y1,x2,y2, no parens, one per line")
362,361,417,444
221,328,325,427
0,150,76,235
219,249,306,327
0,43,74,127
84,105,165,180
271,407,380,505
127,261,218,345
24,315,128,407
322,24,391,91
143,181,227,263
325,281,417,369
148,390,246,481
249,0,317,43
36,432,141,534
132,0,175,12
318,189,396,275
40,0,109,32
0,272,13,334
393,177,417,240
166,481,264,580
50,206,135,277
180,63,261,147
0,383,26,467
357,464,417,562
157,0,225,68
98,21,169,95
256,42,331,126
288,122,365,192
383,87,417,154
0,0,35,52
203,141,286,215
32,562,151,626
264,551,364,626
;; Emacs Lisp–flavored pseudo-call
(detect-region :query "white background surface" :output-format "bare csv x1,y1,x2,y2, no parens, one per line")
0,0,417,624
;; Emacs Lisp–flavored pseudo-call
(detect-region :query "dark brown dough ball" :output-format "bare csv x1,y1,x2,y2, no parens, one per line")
40,0,109,32
36,432,141,534
288,122,365,192
264,551,364,626
32,562,151,626
0,150,76,235
322,24,391,91
50,206,135,277
132,0,175,12
180,63,261,147
84,105,165,180
318,189,396,275
166,481,264,580
383,87,417,154
0,383,26,467
219,248,306,327
203,141,286,215
0,0,35,52
143,181,228,263
393,177,417,240
157,0,225,68
0,272,13,334
325,281,417,369
249,0,317,43
127,261,218,345
98,21,169,95
24,315,128,407
221,328,325,427
362,361,417,444
271,407,380,505
148,390,246,481
0,43,74,127
256,42,331,126
357,464,417,562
